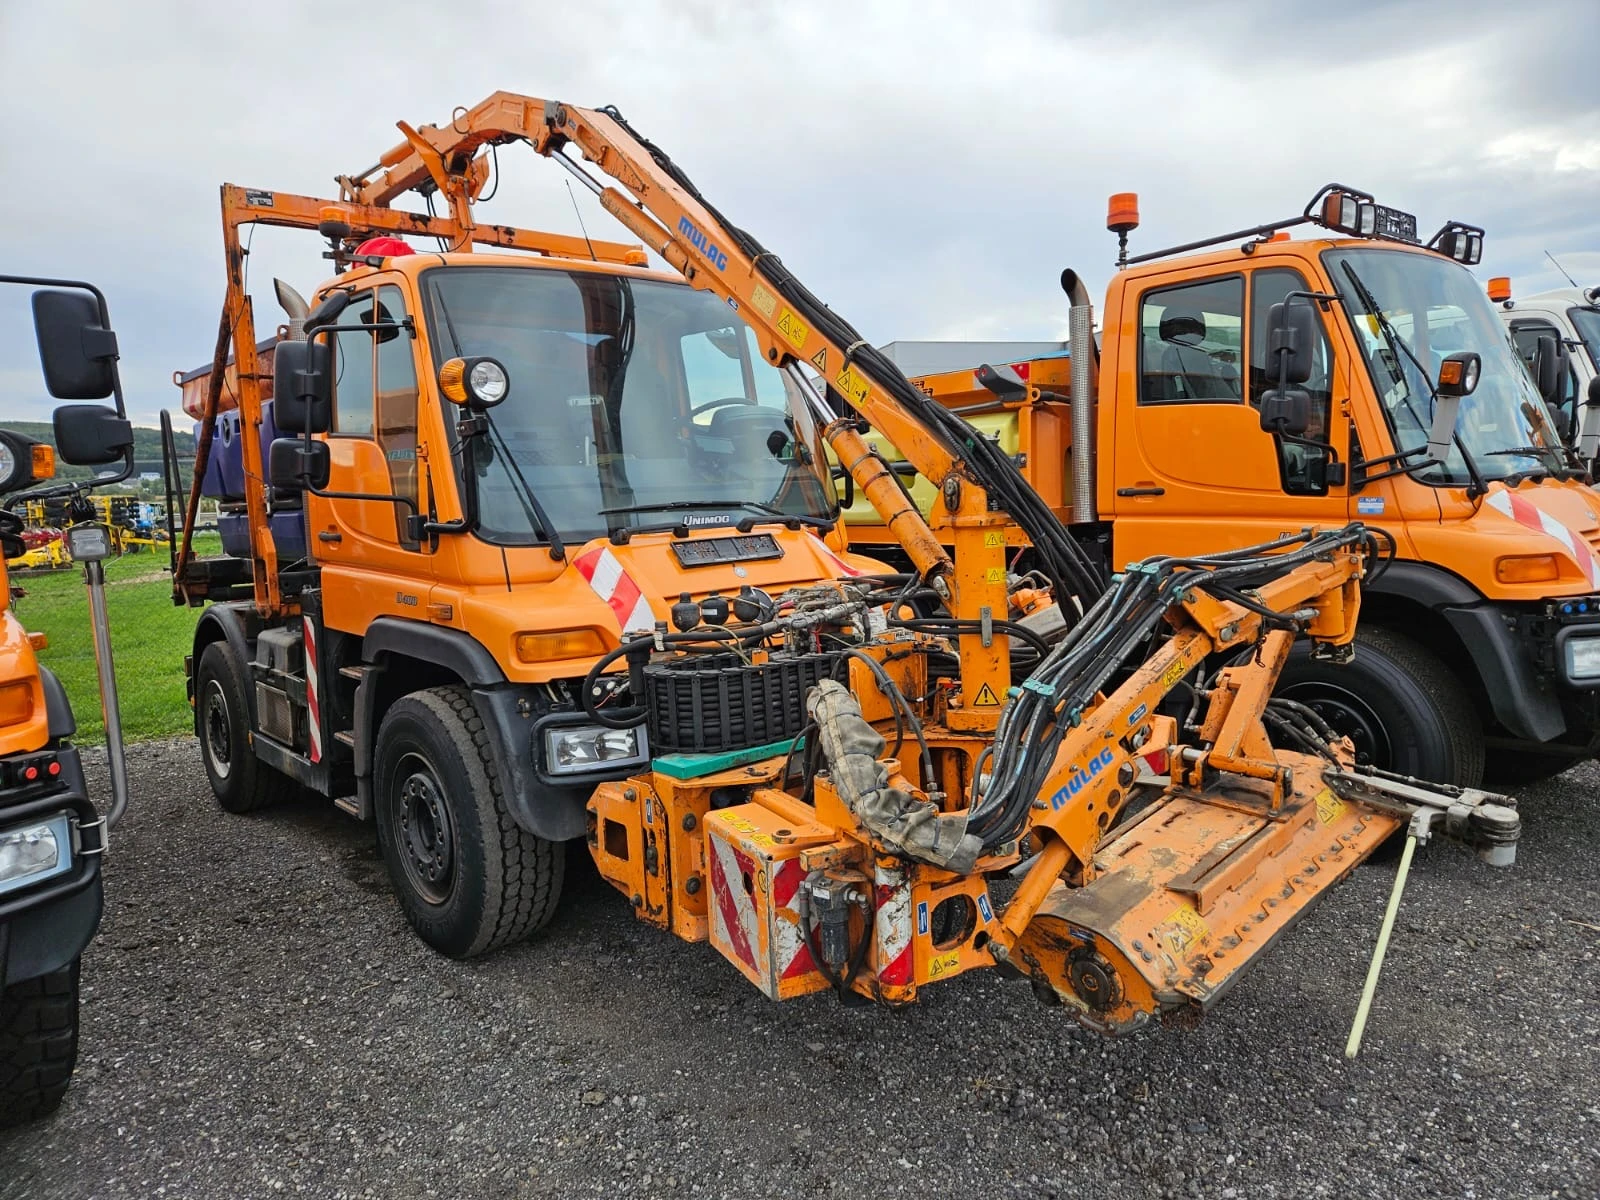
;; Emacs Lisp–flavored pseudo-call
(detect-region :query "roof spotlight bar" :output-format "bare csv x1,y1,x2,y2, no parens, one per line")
1120,182,1477,268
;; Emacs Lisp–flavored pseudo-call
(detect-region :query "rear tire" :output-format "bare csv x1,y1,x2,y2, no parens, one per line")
0,960,80,1129
195,642,296,814
374,686,564,959
1276,626,1483,788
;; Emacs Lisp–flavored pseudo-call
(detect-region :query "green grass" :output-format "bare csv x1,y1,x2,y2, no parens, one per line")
8,534,221,744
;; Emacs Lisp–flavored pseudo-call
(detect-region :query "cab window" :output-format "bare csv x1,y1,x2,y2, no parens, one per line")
1138,276,1244,404
331,287,420,544
1509,318,1579,433
331,294,375,435
1250,269,1333,496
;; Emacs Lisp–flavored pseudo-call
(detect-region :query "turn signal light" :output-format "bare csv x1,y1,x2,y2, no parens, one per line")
1495,554,1560,584
1487,276,1512,303
515,629,608,662
30,444,54,481
0,681,35,728
1106,193,1140,233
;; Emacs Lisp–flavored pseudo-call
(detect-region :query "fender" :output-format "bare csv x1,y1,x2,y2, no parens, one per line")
191,601,260,729
1367,560,1566,742
38,665,75,740
354,620,587,841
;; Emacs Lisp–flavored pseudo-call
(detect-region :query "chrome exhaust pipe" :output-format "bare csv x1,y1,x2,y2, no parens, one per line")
1061,269,1097,524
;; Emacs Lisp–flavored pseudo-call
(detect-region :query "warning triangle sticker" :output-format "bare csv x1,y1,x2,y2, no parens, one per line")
811,347,828,372
973,682,1001,707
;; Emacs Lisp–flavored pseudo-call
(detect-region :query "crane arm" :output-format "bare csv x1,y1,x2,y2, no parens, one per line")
341,94,1107,615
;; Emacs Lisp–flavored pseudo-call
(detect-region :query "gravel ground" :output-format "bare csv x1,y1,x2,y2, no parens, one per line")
2,737,1596,1200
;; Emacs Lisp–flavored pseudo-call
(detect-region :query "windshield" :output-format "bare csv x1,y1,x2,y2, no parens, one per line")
423,267,834,544
1569,306,1600,373
1324,247,1564,484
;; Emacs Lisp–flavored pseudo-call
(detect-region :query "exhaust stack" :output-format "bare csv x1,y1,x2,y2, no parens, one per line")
1061,268,1097,524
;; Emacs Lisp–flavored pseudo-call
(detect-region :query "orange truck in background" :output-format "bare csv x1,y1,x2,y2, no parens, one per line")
842,187,1600,787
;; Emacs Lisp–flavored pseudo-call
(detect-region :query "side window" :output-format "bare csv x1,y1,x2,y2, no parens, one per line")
1510,320,1578,419
332,294,376,435
374,285,421,544
1138,276,1244,404
1250,269,1334,496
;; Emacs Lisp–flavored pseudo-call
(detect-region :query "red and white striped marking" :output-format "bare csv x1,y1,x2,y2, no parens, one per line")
302,614,322,764
708,834,758,976
1485,490,1600,590
808,531,864,578
873,862,913,988
707,837,817,996
772,860,818,983
572,547,656,635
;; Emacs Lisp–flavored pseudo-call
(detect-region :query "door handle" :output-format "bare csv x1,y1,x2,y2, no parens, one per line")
1116,486,1166,498
318,530,343,544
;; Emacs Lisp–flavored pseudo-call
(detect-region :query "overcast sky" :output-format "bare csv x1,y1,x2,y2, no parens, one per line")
1,0,1596,426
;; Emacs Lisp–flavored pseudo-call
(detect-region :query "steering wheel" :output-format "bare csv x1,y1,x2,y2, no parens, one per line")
688,396,756,420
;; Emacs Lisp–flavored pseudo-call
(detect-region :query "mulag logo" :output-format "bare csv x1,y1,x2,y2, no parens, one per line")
1049,747,1115,810
677,216,729,270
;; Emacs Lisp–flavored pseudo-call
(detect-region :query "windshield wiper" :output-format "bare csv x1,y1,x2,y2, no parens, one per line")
1340,261,1488,497
598,498,835,533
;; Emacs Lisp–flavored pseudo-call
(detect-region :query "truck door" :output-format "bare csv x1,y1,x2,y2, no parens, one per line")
1110,267,1348,565
307,282,431,618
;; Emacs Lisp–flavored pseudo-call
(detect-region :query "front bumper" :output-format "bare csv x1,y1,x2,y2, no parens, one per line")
0,745,104,990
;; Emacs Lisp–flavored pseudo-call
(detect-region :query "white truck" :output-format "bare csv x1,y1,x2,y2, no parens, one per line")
1492,280,1600,453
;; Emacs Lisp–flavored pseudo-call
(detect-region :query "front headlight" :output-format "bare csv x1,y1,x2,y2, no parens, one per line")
0,812,74,897
1565,637,1600,682
543,724,649,776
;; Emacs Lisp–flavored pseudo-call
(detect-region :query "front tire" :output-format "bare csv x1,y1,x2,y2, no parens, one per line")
374,686,564,959
0,961,80,1129
195,642,296,814
1276,626,1484,788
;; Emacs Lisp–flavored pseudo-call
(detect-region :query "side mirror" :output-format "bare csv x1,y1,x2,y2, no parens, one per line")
0,428,55,494
32,290,119,400
1264,301,1316,386
303,289,351,333
53,403,133,466
268,437,330,491
1436,351,1482,398
273,339,333,434
1259,388,1312,436
1532,335,1568,404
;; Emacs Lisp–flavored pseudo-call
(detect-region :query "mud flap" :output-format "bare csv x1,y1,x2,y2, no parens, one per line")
1013,755,1402,1035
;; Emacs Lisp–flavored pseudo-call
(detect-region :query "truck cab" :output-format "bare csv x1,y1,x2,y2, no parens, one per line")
1491,282,1600,449
176,233,877,960
848,190,1600,787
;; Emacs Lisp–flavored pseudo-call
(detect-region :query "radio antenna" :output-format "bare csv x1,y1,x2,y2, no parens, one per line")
566,180,599,262
1545,250,1579,288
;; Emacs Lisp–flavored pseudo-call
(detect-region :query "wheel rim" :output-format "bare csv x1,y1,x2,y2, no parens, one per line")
202,679,233,781
1277,680,1393,769
393,752,456,906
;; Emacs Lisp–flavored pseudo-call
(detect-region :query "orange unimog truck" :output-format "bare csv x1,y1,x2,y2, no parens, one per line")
846,187,1600,788
162,97,1517,1039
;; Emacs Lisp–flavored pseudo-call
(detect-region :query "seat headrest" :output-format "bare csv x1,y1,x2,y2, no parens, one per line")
1159,308,1207,344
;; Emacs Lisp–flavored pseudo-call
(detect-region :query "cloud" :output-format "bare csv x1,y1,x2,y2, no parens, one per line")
0,0,1594,426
